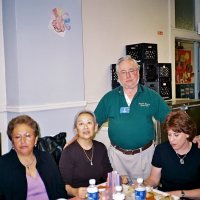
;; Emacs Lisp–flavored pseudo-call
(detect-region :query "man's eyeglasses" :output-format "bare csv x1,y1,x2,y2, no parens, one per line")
118,68,139,76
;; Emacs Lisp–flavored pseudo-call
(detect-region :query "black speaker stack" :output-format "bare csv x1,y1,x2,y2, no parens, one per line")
110,43,172,100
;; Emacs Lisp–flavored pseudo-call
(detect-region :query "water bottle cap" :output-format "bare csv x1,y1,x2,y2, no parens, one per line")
89,179,96,185
115,185,122,192
136,178,143,184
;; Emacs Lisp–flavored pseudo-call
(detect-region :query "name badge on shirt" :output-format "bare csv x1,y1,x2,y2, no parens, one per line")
120,107,130,113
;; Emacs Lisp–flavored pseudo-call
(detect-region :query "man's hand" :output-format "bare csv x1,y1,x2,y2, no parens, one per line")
64,134,78,148
192,135,200,148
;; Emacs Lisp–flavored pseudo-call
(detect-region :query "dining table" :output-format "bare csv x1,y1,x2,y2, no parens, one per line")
68,183,180,200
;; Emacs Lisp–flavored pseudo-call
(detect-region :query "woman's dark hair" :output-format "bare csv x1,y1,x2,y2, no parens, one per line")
162,110,197,142
7,115,40,141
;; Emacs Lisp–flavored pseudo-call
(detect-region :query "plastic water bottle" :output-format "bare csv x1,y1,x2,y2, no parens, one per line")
135,178,146,200
87,179,99,200
112,185,125,200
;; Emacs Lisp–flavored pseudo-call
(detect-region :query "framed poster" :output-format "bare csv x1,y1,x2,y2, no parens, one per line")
175,49,195,98
175,49,194,84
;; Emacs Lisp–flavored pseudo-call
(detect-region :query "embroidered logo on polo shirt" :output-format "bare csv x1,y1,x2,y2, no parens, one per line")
138,102,150,107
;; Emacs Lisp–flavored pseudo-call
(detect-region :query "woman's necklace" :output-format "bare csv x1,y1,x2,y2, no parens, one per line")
24,156,35,170
82,145,94,166
175,142,192,165
176,153,187,165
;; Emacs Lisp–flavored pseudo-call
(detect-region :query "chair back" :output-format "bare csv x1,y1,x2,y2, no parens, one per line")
37,132,67,165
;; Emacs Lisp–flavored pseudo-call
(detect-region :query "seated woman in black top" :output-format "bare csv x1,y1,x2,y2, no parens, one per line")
59,110,113,199
144,110,200,199
0,115,67,200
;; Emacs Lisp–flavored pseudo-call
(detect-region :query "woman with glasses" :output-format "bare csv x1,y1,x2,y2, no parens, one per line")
0,115,68,200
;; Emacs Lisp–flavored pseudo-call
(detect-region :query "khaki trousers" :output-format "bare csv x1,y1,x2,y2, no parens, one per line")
108,143,155,184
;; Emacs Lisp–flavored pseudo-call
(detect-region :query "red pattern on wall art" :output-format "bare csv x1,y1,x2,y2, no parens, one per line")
175,49,194,84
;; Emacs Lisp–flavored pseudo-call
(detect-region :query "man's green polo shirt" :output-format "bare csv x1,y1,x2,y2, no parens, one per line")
94,85,170,149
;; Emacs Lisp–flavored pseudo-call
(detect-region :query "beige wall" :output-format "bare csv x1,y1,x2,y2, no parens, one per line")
83,0,171,110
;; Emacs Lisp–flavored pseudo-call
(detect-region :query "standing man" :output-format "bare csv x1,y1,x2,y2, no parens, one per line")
94,55,170,182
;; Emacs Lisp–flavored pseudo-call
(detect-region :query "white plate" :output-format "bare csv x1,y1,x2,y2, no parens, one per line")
153,189,179,200
153,189,169,196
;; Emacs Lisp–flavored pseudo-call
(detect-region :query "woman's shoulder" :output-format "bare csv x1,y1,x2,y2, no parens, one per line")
191,143,200,153
188,143,200,163
61,140,80,156
34,148,60,164
64,140,79,150
34,149,60,168
34,148,52,159
0,149,17,163
155,141,171,151
0,150,20,172
93,140,107,149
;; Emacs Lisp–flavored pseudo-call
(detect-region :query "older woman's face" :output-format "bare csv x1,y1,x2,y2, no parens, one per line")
12,123,38,156
168,129,189,152
75,113,98,140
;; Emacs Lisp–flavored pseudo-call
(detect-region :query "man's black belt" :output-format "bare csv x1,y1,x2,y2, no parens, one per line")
111,140,153,155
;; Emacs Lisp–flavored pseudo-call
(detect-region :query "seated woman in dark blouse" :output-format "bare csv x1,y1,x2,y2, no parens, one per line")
59,110,113,199
144,110,200,199
0,115,68,200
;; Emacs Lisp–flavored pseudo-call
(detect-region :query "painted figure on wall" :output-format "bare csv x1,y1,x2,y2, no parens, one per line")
49,8,71,37
175,50,194,84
